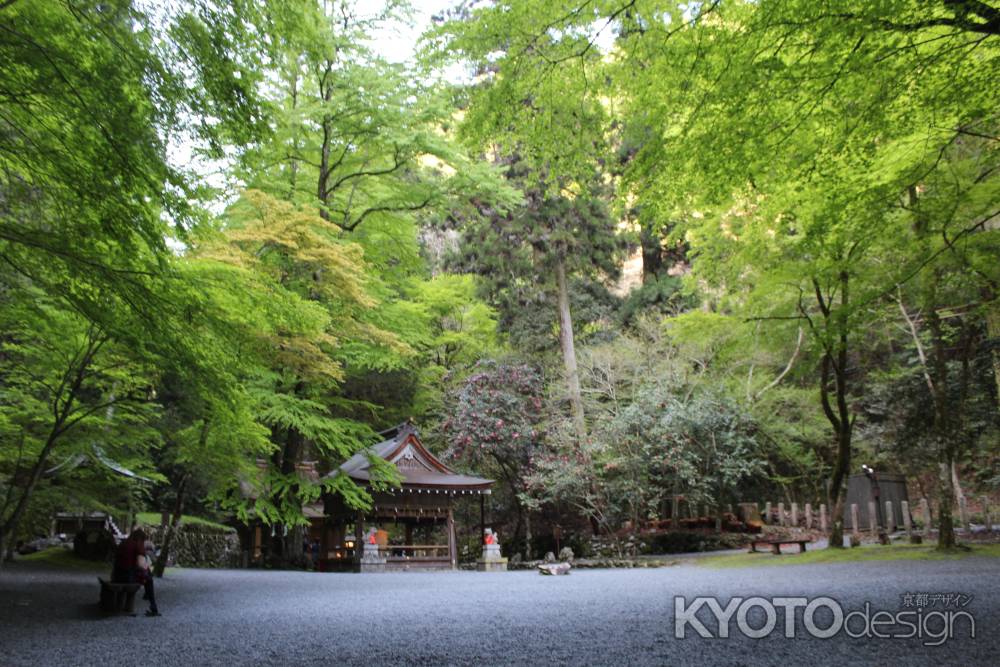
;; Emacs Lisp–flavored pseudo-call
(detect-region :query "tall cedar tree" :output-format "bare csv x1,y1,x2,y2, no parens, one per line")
453,161,625,445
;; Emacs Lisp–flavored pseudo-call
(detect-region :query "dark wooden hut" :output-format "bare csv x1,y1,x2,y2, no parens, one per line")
842,472,910,529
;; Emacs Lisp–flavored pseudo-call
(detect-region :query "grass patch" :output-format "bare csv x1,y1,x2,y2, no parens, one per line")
698,542,1000,569
17,546,183,576
135,512,233,532
17,547,105,571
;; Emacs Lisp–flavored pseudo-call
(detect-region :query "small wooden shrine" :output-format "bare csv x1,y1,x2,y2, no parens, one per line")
319,422,493,571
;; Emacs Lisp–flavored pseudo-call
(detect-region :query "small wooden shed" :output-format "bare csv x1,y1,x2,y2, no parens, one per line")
842,472,910,529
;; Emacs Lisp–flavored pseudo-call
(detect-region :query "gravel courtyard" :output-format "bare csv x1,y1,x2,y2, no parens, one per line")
1,556,997,666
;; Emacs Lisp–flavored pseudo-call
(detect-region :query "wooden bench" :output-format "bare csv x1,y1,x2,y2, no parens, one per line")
749,539,810,555
98,578,141,614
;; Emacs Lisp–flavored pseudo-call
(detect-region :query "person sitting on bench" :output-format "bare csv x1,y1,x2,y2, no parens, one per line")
112,528,159,617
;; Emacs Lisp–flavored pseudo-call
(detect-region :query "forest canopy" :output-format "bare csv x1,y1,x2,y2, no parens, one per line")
1,0,997,566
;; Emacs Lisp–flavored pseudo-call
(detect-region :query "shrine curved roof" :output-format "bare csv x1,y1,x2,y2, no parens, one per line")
331,422,493,492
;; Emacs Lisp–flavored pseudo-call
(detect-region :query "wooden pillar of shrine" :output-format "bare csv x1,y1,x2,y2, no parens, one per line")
354,511,363,567
447,502,457,570
480,494,486,542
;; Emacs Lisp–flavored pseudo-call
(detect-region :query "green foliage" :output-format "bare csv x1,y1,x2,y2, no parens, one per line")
646,531,750,555
135,512,233,533
442,359,544,469
631,391,763,506
487,277,620,356
0,289,162,493
240,0,518,246
389,274,503,420
191,189,410,527
0,0,272,326
428,1,613,189
619,275,689,327
449,162,626,357
531,384,764,529
4,0,998,557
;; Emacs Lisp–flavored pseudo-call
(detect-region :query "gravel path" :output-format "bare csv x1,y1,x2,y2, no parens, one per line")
1,556,997,666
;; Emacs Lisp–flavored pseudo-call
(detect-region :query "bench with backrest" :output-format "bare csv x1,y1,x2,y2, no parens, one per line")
748,538,810,555
98,578,141,614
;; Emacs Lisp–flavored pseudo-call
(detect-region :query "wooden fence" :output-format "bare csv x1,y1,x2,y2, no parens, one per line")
657,495,995,535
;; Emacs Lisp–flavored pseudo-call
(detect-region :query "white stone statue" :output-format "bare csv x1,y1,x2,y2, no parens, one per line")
482,528,502,560
361,527,383,564
476,527,508,571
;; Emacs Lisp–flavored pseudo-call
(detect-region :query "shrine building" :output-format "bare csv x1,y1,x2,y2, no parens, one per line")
317,422,493,571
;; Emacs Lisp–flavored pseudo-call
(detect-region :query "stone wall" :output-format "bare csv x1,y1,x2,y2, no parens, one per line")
143,523,241,569
585,531,751,558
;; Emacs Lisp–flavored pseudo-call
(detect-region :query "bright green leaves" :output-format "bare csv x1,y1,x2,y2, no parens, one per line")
251,391,377,462
407,274,501,367
430,1,615,190
222,191,373,308
0,286,164,534
240,2,517,243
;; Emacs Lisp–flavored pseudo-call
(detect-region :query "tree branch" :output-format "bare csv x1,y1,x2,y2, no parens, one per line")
896,287,937,397
339,197,434,232
754,327,804,401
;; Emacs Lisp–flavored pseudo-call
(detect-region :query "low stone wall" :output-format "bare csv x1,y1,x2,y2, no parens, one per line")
585,531,751,558
506,557,679,570
143,523,240,569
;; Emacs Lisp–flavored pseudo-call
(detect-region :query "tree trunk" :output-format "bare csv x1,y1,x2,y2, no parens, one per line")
826,420,850,550
640,222,664,282
555,259,587,444
951,462,966,505
287,68,300,201
925,291,965,550
815,273,853,549
0,431,69,571
937,455,957,549
0,526,8,568
315,61,335,222
154,472,188,578
270,419,306,563
510,506,523,556
524,510,532,561
0,331,105,571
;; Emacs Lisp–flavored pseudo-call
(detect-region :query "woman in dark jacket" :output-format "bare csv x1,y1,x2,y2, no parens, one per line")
112,528,160,617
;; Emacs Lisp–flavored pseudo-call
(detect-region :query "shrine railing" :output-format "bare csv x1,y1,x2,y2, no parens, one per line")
383,544,450,559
